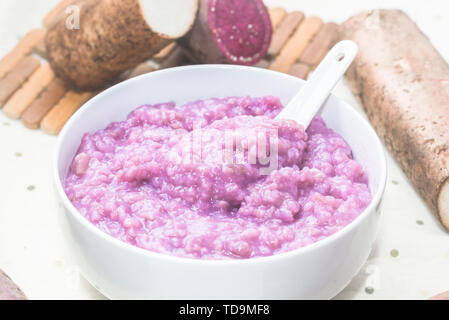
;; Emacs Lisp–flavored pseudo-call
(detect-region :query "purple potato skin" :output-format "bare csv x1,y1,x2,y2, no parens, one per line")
178,0,226,64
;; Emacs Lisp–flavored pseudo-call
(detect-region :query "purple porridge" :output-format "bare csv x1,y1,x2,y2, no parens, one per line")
64,96,372,259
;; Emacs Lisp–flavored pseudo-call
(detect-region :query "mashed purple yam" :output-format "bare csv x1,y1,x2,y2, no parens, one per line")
64,96,372,259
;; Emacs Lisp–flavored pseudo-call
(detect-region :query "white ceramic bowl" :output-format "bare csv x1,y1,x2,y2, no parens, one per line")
54,65,386,299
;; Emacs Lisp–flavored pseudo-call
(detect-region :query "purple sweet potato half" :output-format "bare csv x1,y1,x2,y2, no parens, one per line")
0,270,26,300
179,0,272,65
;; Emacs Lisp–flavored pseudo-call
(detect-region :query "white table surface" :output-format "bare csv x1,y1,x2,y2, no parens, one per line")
1,0,448,300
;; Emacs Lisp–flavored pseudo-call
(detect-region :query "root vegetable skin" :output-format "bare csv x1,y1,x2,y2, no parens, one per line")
46,0,198,91
0,270,26,300
340,10,449,229
178,0,272,65
430,290,449,300
179,0,224,64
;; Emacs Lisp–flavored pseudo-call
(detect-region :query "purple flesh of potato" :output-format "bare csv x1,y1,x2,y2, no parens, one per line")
179,0,272,65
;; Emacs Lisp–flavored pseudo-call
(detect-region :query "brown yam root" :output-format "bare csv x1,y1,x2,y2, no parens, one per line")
45,0,198,90
429,290,449,300
340,9,449,229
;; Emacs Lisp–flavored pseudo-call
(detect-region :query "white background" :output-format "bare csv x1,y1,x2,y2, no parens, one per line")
0,0,449,299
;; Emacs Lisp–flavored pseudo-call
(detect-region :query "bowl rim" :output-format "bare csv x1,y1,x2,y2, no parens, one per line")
53,64,387,266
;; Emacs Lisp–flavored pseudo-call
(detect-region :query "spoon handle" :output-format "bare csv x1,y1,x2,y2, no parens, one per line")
276,40,358,129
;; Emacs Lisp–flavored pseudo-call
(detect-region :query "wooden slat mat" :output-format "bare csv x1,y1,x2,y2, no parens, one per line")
0,2,338,135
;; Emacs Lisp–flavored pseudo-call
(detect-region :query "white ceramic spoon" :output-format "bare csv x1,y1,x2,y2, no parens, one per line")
276,40,359,129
